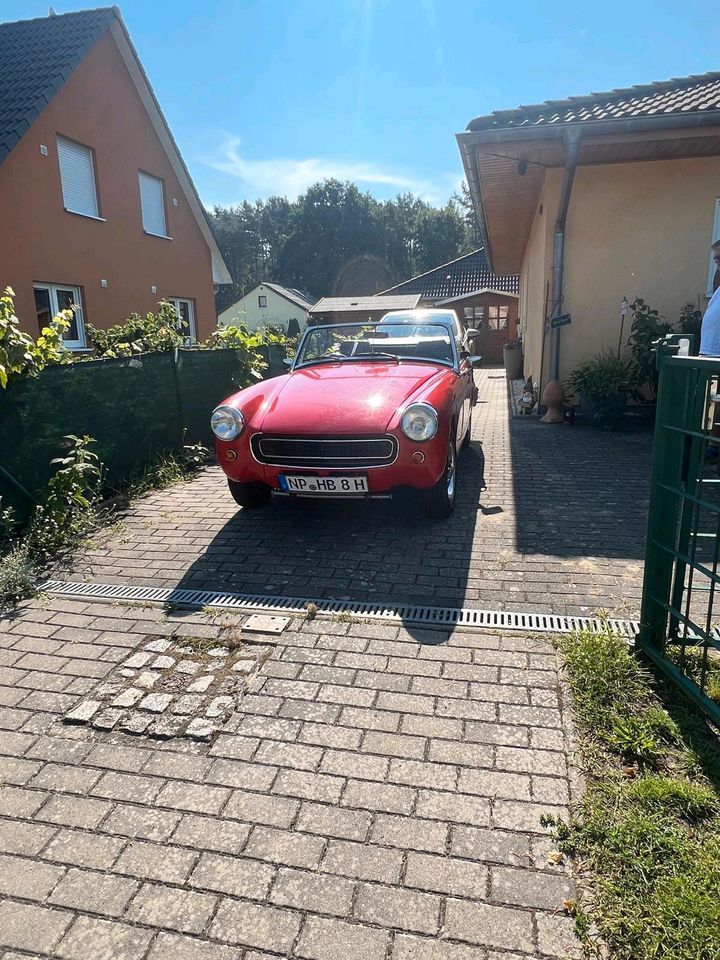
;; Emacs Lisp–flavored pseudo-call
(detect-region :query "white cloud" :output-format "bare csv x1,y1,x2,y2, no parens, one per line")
202,134,459,207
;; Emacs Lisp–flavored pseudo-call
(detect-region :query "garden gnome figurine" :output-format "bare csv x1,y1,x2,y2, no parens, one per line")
540,379,564,423
519,377,536,415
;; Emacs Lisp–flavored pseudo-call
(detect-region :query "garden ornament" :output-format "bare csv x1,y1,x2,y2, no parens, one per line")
540,379,564,423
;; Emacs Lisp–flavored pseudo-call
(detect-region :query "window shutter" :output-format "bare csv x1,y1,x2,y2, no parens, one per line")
57,137,98,217
139,172,166,236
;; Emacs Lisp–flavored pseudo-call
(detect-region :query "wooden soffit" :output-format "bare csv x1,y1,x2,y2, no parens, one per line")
467,125,720,275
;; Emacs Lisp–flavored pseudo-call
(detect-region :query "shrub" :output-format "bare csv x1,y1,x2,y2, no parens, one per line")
0,541,36,608
209,323,268,377
626,298,673,395
678,301,703,349
0,286,70,388
86,301,184,357
565,350,634,404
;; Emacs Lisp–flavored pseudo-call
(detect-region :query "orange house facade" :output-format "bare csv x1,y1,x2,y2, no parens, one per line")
0,9,230,349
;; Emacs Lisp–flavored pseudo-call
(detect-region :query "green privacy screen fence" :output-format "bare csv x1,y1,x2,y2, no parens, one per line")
0,347,281,519
638,342,720,725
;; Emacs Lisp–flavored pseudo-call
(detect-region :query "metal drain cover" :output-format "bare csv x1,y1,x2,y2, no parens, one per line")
244,614,290,635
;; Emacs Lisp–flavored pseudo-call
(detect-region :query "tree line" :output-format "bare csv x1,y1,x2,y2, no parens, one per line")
210,179,477,313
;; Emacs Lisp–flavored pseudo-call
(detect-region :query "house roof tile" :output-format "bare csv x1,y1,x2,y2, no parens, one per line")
467,71,720,132
0,7,116,165
379,249,519,299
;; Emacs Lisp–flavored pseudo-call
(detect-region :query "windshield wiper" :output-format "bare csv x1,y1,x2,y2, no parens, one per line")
348,352,399,363
295,355,349,368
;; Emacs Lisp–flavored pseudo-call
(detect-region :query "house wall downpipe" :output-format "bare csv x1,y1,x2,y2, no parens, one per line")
548,128,582,383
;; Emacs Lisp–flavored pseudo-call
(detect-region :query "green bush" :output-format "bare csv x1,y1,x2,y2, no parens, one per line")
627,298,673,396
209,324,269,378
565,350,634,401
0,286,70,388
86,301,184,357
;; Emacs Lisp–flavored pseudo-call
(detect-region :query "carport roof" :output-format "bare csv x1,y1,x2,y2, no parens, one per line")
309,294,421,314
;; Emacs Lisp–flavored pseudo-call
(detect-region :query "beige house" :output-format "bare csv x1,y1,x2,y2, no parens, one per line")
218,282,314,333
457,71,720,387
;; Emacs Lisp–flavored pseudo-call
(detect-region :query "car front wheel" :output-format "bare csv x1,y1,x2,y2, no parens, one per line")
228,478,272,509
425,439,457,518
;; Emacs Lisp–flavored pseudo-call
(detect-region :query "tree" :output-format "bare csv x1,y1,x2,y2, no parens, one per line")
210,179,475,307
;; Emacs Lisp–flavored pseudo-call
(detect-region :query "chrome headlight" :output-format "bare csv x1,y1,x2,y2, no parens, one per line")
401,402,438,442
211,405,245,441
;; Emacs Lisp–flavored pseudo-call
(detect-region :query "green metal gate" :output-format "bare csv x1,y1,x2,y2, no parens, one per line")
638,339,720,725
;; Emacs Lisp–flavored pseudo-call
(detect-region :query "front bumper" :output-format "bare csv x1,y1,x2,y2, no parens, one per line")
216,430,448,494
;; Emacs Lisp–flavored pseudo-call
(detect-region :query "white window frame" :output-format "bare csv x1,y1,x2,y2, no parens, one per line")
33,283,86,350
57,136,100,219
708,199,720,297
139,171,169,238
170,297,196,342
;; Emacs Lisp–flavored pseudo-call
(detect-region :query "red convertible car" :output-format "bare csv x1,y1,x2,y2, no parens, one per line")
211,309,481,517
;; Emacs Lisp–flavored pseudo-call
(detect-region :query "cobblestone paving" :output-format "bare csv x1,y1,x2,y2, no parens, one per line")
64,368,652,618
0,597,582,959
64,629,274,742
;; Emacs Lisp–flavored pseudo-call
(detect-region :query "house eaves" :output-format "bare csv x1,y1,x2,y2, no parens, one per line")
435,288,519,306
458,106,720,275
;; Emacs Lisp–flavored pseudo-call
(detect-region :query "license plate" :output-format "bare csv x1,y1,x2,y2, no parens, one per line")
279,474,369,495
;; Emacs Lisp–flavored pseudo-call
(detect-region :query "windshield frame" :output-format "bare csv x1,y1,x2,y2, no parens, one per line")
292,320,460,374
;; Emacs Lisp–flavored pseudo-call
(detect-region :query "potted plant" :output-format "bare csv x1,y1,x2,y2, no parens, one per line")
565,351,634,429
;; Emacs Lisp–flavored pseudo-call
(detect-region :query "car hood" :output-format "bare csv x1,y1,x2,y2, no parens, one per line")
256,361,444,434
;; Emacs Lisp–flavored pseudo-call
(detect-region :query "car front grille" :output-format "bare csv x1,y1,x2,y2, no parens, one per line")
252,435,398,468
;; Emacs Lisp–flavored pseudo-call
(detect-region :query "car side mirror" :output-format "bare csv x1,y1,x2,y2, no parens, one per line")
468,355,483,368
283,358,293,368
466,328,482,340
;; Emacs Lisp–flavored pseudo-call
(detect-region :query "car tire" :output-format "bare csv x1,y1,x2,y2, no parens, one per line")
425,438,457,518
228,478,272,509
461,410,472,449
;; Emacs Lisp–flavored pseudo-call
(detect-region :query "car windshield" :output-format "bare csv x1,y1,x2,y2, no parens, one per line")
296,322,455,368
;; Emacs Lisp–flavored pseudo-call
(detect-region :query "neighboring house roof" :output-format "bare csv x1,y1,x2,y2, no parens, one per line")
379,249,519,299
310,294,421,313
0,6,231,284
467,70,720,131
262,283,316,311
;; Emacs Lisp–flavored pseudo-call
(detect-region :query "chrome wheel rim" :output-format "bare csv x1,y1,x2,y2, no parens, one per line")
446,444,456,500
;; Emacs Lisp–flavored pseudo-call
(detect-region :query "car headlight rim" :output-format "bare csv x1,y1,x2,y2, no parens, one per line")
211,404,245,441
400,402,439,443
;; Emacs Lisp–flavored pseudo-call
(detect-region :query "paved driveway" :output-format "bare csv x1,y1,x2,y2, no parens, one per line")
0,597,581,959
66,367,652,618
0,368,655,958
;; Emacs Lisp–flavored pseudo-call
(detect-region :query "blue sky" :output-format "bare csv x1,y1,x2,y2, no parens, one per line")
6,1,719,208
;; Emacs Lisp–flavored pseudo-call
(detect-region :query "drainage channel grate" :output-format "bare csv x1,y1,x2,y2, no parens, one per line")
41,579,640,638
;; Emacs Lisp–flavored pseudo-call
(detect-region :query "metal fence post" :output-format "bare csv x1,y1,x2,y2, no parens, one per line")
638,354,687,654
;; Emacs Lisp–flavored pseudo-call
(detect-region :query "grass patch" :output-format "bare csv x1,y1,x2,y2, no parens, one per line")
554,627,720,959
668,644,720,704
